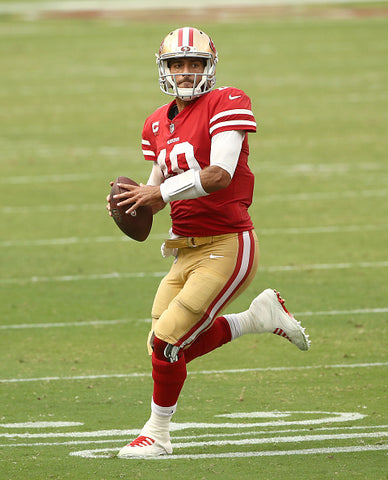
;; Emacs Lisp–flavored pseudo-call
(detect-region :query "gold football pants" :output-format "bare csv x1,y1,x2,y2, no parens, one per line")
149,230,259,351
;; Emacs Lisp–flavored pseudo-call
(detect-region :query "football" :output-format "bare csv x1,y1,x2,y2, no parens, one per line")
109,176,153,242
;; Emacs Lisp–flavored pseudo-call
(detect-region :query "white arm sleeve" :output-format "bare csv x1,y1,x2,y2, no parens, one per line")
146,162,164,186
210,130,245,178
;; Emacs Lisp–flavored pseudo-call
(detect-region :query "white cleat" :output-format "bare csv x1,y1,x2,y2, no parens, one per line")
248,289,311,351
117,435,172,458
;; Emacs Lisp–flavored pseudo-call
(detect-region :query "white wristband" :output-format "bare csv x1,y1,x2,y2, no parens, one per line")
160,169,208,203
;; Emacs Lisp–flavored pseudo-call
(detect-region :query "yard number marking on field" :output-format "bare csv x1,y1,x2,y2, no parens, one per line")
1,411,386,460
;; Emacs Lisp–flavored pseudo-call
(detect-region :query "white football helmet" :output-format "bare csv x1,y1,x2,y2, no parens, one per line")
156,27,218,100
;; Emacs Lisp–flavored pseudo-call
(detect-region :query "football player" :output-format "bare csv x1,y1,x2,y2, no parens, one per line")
108,27,310,458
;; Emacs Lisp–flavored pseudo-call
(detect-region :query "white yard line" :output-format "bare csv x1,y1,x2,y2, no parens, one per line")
1,224,387,248
1,162,384,184
1,261,387,285
99,444,388,460
1,423,386,439
266,261,388,272
1,189,387,215
265,189,388,202
0,173,106,184
0,271,168,285
164,431,388,448
0,362,386,384
0,308,386,331
2,431,386,444
1,203,103,214
258,224,388,235
0,235,148,247
296,307,388,316
0,318,149,330
2,441,387,459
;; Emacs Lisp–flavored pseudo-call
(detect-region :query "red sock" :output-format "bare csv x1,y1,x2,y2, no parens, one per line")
184,316,232,364
152,337,187,407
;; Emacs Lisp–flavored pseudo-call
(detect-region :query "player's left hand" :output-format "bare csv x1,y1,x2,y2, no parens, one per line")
114,182,162,215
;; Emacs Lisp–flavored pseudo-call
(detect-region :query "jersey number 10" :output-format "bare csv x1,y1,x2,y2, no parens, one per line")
157,141,201,177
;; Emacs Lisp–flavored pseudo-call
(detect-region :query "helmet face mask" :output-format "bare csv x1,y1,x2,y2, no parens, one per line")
156,27,218,100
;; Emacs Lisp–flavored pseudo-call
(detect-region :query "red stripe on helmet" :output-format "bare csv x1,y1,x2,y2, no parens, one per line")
178,28,183,46
188,27,194,46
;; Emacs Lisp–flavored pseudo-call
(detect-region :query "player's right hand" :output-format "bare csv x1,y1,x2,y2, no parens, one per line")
106,181,114,216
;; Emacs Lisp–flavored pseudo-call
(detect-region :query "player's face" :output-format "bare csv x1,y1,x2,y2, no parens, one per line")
169,57,205,89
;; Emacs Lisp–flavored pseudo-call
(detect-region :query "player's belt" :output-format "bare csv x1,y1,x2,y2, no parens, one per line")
164,233,234,249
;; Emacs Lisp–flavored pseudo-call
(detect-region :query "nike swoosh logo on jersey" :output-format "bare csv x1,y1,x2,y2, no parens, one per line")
209,254,224,259
229,94,242,100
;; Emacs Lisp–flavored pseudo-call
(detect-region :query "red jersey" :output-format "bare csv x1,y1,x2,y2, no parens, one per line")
141,87,257,237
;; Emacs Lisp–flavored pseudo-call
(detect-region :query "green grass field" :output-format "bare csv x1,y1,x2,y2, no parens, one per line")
0,2,387,479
